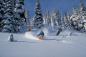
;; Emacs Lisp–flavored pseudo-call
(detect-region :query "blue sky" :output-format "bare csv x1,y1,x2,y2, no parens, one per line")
24,0,86,16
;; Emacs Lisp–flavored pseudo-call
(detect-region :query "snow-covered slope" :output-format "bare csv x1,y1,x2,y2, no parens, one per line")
0,30,86,57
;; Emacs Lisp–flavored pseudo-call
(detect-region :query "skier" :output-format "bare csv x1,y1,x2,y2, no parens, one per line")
9,33,14,42
37,30,44,40
56,28,62,36
28,25,32,31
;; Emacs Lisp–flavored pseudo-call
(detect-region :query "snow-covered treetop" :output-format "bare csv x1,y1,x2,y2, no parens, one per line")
79,0,86,11
70,0,86,21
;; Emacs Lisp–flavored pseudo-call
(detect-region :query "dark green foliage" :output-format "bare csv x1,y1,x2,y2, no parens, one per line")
34,0,43,29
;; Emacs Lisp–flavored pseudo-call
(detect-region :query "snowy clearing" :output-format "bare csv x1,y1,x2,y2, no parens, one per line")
0,31,86,57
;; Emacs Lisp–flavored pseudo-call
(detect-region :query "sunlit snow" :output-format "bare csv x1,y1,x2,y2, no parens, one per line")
24,32,41,41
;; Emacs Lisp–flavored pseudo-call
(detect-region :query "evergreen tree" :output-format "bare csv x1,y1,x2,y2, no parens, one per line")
33,0,43,29
15,0,26,32
79,0,86,32
2,0,26,33
63,12,71,30
70,0,86,32
0,0,4,31
2,0,17,33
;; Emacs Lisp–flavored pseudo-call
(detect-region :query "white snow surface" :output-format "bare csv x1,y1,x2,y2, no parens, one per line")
0,30,86,57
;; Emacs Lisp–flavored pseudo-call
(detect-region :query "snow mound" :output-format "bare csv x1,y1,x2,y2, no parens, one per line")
59,30,86,36
61,40,72,44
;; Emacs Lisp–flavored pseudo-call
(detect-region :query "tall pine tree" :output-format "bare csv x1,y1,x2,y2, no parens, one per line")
15,0,26,32
33,0,43,29
0,0,4,31
70,0,86,32
2,0,26,33
2,0,17,33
